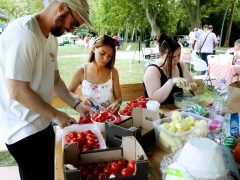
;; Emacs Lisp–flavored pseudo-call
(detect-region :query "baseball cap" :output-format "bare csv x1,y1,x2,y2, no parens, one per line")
57,0,93,29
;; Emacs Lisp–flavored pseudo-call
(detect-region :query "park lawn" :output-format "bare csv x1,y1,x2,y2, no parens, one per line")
57,44,146,85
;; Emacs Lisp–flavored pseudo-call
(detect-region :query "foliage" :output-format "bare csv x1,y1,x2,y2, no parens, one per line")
0,0,240,45
0,151,17,166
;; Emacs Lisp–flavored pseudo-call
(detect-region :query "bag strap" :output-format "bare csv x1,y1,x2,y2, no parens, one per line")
199,33,210,53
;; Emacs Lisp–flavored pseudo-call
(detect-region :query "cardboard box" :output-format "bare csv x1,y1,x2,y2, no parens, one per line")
64,136,149,180
106,107,160,149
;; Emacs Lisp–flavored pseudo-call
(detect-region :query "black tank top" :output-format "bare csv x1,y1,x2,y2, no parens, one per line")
143,63,183,105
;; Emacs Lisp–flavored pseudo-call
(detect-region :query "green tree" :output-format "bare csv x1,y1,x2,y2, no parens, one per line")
224,0,238,47
33,0,44,14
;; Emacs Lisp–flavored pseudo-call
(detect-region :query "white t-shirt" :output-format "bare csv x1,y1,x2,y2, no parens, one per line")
0,15,58,144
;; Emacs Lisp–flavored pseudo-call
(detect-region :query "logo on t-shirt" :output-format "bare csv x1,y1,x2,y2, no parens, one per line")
50,52,55,62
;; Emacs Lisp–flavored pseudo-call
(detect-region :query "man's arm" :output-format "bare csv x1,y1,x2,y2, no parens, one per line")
54,70,75,106
6,78,75,128
54,70,92,117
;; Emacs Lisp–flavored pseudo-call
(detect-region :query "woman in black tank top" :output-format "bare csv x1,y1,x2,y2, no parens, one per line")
143,34,196,105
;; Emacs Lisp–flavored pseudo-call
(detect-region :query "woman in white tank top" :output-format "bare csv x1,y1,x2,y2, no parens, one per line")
68,35,122,113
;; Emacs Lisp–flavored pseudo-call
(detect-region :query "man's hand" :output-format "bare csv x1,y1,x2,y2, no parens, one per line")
108,101,120,114
53,111,77,129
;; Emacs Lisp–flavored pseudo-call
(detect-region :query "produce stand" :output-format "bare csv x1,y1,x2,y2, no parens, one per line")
54,105,176,180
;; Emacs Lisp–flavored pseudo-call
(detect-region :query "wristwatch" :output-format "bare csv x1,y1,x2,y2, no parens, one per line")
70,99,81,110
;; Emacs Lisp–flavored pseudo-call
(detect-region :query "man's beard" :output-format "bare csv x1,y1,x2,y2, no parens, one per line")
51,12,69,37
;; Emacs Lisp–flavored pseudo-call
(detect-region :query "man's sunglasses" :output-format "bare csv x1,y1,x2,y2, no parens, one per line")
68,6,80,29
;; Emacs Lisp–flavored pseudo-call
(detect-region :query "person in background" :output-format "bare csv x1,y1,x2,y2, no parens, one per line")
143,33,196,105
188,27,197,50
225,39,240,65
68,35,122,113
112,33,120,49
0,0,93,179
195,27,203,42
84,34,90,48
198,24,218,65
173,35,183,50
118,34,124,48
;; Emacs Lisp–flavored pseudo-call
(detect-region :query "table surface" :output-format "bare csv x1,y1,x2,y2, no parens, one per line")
54,105,177,180
208,63,240,86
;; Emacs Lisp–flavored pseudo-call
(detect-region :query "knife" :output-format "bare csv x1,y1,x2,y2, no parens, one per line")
189,89,195,96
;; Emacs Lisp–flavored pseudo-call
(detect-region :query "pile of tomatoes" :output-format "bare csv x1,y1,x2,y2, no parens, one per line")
91,109,115,123
79,159,136,179
65,130,100,152
119,96,149,116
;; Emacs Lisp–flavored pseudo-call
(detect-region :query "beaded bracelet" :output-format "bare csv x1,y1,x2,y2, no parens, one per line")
70,99,81,110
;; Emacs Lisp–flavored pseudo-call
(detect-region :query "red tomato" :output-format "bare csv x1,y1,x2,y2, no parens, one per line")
65,134,71,143
92,110,115,122
110,161,120,173
77,132,85,142
93,143,100,149
69,137,78,143
82,145,90,152
127,160,136,171
81,168,89,177
98,173,106,179
120,168,133,176
103,166,111,176
118,159,128,167
93,167,101,175
85,133,97,140
69,131,77,138
86,138,96,147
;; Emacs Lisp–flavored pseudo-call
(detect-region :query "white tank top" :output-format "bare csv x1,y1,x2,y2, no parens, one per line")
82,65,113,109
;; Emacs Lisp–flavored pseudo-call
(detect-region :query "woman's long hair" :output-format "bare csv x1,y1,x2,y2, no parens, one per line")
158,33,181,78
88,35,116,69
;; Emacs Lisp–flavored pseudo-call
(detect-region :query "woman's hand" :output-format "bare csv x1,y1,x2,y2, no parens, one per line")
81,96,93,107
172,77,189,88
75,102,94,119
190,82,197,89
108,101,120,114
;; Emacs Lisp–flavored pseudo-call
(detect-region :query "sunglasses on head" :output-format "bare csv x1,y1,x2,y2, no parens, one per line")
95,35,116,47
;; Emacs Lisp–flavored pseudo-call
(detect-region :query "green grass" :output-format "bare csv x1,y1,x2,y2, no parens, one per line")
0,151,16,167
58,44,90,56
57,44,146,85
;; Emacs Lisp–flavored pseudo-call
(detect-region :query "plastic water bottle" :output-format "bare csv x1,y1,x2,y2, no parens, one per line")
230,113,239,138
215,79,228,94
222,113,239,149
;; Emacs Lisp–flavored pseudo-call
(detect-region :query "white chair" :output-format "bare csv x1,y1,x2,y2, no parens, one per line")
191,57,216,86
125,44,132,52
218,54,233,65
207,55,219,64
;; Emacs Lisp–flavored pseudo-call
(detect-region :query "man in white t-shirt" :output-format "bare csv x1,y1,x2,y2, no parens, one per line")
0,0,93,179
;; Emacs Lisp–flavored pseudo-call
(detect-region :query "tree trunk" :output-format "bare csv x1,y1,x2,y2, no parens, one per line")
145,3,160,37
220,0,231,47
181,0,201,30
131,28,135,41
223,0,237,47
125,23,129,43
